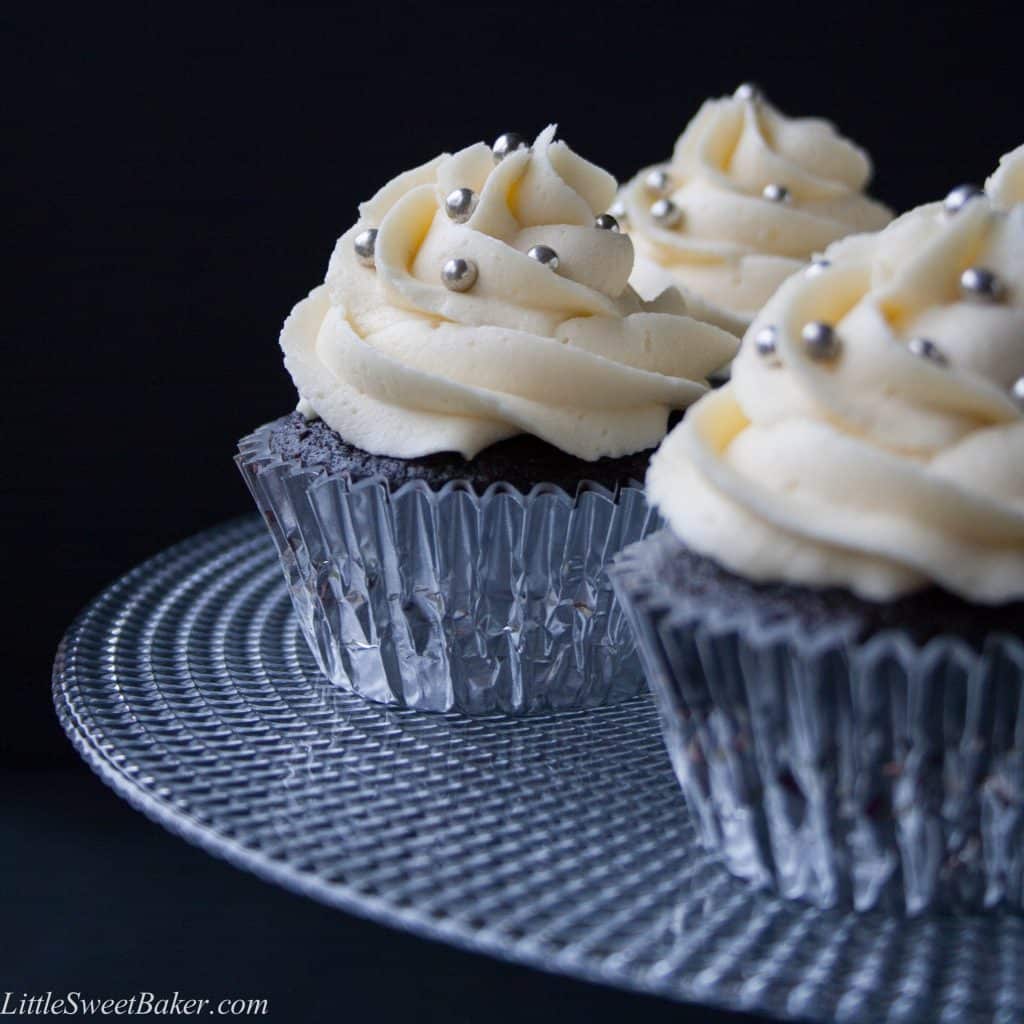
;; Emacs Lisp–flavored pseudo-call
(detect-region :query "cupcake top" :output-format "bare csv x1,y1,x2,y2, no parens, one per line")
620,86,893,337
281,126,738,462
647,148,1024,604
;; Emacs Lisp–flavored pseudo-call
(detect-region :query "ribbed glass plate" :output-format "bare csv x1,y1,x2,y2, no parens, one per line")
52,518,1024,1024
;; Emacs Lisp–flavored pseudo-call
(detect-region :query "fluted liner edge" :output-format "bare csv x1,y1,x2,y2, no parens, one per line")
611,529,1024,915
237,421,659,714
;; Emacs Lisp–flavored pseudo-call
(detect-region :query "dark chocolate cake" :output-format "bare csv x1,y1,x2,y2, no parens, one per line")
264,411,674,494
627,529,1024,651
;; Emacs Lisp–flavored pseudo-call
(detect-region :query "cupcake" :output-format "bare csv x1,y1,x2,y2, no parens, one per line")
238,126,738,715
611,148,1024,914
619,84,892,338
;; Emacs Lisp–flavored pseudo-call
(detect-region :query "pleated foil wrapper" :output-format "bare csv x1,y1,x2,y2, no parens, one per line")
611,529,1024,915
237,422,659,714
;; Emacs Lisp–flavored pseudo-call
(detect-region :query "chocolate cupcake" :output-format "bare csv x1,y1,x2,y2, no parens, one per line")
238,126,737,714
618,84,892,339
612,148,1024,913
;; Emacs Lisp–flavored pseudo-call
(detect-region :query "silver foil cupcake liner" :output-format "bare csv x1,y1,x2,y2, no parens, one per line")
611,529,1024,915
236,422,659,714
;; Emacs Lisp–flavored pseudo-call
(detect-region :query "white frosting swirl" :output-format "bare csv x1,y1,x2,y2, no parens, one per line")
281,126,738,461
648,158,1024,604
621,91,893,336
987,143,1024,209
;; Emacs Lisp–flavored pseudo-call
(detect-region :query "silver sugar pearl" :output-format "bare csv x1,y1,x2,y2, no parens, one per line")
1012,377,1024,407
806,258,831,276
753,325,779,361
734,82,762,102
492,132,528,162
444,187,478,223
960,266,1005,302
763,183,790,203
441,257,478,292
908,337,948,365
594,213,620,232
645,168,672,195
650,197,682,228
527,244,560,270
943,184,984,215
353,228,378,268
801,320,840,361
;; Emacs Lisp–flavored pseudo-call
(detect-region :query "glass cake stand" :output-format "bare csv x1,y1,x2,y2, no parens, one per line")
52,517,1024,1024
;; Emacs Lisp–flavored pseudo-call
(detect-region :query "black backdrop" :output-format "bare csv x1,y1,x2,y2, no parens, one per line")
5,3,1021,1021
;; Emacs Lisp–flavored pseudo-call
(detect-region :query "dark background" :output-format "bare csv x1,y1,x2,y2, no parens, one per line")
5,3,1021,1021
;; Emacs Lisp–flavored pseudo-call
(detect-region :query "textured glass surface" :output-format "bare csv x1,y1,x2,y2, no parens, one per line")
237,424,658,713
612,530,1024,917
54,519,1024,1023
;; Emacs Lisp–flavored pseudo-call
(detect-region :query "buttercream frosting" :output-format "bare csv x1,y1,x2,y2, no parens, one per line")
621,89,893,337
648,152,1024,603
987,143,1024,209
282,126,738,461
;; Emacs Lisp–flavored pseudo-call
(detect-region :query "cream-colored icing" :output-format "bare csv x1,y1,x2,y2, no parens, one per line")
648,160,1024,603
988,143,1024,209
621,91,893,337
281,126,738,461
